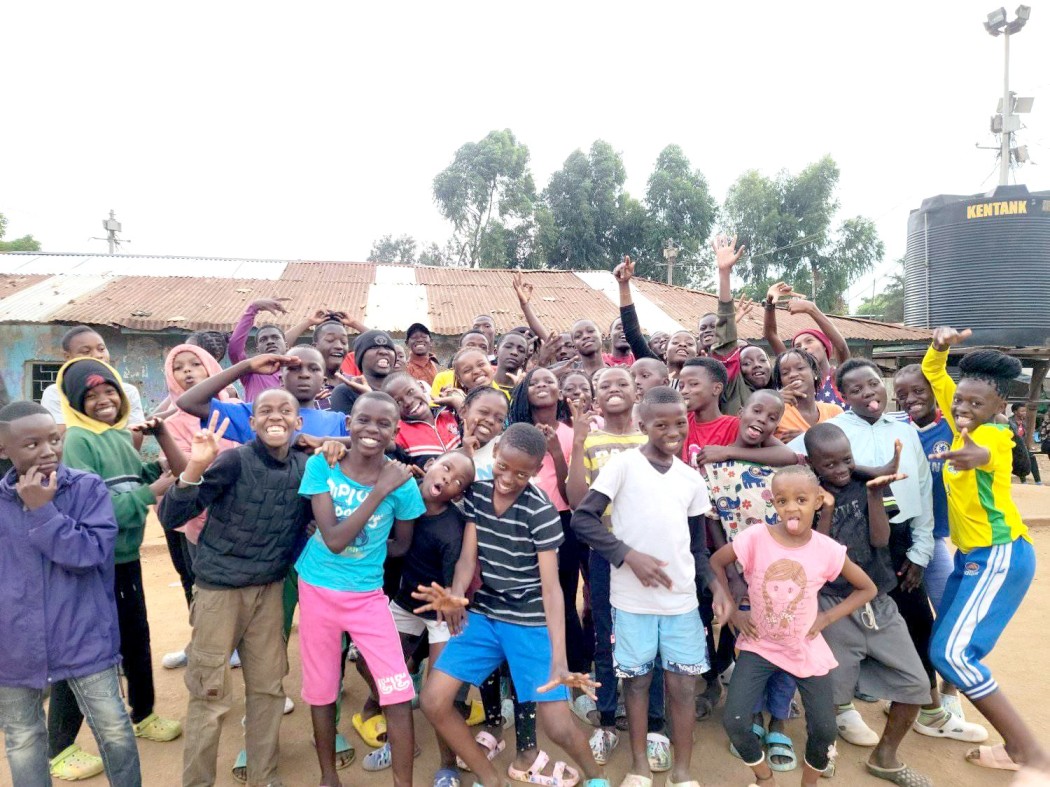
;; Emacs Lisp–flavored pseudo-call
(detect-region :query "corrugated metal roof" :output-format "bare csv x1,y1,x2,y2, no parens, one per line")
280,261,376,282
0,253,290,280
48,276,371,332
0,275,114,323
0,274,50,301
632,279,931,343
417,267,622,335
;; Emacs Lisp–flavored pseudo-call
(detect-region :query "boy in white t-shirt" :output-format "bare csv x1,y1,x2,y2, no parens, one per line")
572,386,730,787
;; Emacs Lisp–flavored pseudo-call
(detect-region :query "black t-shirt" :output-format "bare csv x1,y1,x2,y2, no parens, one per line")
395,504,466,620
821,474,898,598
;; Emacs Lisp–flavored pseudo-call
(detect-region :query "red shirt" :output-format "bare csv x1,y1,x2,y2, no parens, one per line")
682,413,740,469
395,408,462,468
602,351,635,367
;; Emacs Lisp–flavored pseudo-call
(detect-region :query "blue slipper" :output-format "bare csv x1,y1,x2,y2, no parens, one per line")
434,768,461,787
765,731,798,772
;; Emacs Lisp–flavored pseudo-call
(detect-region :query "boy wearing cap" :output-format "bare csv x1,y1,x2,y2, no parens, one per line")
330,330,398,415
48,358,188,779
406,322,441,386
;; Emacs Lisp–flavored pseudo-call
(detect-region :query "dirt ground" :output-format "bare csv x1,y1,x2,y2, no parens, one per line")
6,487,1050,787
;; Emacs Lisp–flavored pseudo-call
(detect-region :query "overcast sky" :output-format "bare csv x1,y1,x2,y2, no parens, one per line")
3,1,1046,311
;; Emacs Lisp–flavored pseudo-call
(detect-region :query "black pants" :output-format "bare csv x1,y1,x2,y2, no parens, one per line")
723,650,836,771
557,511,590,674
888,521,936,686
163,528,194,607
698,586,735,682
49,560,155,755
1019,451,1042,483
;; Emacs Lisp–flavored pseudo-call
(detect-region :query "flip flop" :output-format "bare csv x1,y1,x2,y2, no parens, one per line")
764,731,798,772
508,750,579,787
456,730,507,771
966,744,1022,772
571,694,598,726
434,767,462,787
352,711,388,748
865,762,932,786
232,749,248,783
617,776,652,787
729,723,766,760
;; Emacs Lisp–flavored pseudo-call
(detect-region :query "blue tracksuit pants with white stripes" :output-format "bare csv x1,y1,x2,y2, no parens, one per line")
929,537,1035,700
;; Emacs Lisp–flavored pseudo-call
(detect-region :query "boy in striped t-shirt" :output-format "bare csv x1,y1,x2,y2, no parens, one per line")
418,423,609,787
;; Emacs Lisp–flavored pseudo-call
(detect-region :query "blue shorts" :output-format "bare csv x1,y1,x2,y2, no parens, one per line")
930,537,1035,700
434,611,570,703
613,607,708,678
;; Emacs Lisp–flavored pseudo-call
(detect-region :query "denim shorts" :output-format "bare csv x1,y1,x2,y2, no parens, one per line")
612,607,709,677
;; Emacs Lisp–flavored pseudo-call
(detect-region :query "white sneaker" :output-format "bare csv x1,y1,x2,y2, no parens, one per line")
162,650,187,669
913,711,989,742
836,708,880,746
283,696,294,715
589,729,618,765
229,650,241,669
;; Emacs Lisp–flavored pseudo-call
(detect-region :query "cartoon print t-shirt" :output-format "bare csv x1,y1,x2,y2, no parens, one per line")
703,460,777,543
296,453,425,592
732,523,847,678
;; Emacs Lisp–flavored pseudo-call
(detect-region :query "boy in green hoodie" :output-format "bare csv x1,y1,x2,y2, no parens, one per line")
47,357,188,781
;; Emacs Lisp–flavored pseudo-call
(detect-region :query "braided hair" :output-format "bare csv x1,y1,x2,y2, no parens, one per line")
508,367,570,426
958,349,1022,398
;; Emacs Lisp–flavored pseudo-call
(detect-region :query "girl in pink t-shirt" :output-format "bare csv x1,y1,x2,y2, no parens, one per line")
712,466,877,786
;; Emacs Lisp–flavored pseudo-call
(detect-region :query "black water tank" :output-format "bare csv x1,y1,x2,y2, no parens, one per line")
904,185,1050,347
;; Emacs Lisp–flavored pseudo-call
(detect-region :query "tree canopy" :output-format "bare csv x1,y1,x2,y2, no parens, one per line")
0,213,41,252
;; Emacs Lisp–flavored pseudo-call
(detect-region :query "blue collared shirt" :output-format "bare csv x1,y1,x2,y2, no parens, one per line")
789,410,934,567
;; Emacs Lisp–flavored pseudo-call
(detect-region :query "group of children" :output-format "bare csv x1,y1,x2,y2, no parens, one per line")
0,237,1045,787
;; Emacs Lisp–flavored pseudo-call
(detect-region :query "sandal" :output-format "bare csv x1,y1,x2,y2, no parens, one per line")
232,749,248,783
310,733,355,769
351,711,387,748
571,694,598,726
617,776,652,787
729,723,765,760
646,733,671,773
363,741,422,771
508,750,580,787
865,762,932,786
764,731,798,772
695,680,723,721
434,767,462,787
133,712,183,742
456,730,507,771
50,745,104,781
966,744,1022,772
464,699,486,727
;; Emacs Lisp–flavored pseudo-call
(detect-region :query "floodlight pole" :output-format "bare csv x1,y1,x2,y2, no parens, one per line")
1000,31,1012,185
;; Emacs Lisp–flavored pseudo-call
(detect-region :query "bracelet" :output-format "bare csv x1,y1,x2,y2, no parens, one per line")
178,472,203,487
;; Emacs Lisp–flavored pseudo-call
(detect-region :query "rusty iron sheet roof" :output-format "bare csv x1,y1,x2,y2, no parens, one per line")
417,267,621,335
280,261,376,283
0,274,114,324
0,274,51,300
632,279,931,343
48,276,371,332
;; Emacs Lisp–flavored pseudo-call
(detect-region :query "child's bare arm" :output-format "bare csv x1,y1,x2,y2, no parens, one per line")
807,556,876,638
699,439,797,467
311,462,413,553
537,549,569,680
513,270,552,342
386,518,414,558
449,521,478,599
789,299,850,365
176,355,289,419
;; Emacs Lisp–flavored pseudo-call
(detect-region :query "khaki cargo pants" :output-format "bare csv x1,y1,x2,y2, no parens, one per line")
182,581,287,787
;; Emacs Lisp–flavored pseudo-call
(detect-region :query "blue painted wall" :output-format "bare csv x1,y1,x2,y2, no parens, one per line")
0,323,188,411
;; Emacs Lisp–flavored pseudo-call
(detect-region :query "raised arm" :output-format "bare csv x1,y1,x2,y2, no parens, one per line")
613,256,656,361
762,282,793,356
176,354,292,419
922,327,972,434
712,235,745,354
513,270,552,342
787,298,850,365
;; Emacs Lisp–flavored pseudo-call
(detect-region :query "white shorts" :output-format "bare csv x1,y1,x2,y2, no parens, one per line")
389,600,451,645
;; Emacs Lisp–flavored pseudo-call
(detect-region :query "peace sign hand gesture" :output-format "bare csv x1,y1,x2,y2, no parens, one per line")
188,410,231,469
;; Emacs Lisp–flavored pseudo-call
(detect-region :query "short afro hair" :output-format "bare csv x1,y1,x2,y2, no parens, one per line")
0,400,52,428
641,385,685,409
835,358,881,392
772,464,820,487
803,422,849,456
350,390,399,417
312,320,348,344
498,422,548,462
959,349,1022,398
60,325,101,353
681,356,728,389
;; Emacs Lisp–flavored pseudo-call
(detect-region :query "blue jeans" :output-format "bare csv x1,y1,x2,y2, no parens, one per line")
925,537,953,613
590,552,664,729
0,667,140,787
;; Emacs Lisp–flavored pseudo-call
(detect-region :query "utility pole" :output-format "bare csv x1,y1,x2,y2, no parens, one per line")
984,6,1033,185
662,240,679,286
90,210,129,254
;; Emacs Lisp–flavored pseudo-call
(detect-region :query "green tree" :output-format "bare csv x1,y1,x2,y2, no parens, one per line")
432,130,536,268
638,145,718,285
855,258,905,322
0,213,41,252
544,140,641,270
368,234,418,264
722,156,883,311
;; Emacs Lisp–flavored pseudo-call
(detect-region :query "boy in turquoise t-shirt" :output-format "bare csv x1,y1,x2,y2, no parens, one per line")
297,391,425,787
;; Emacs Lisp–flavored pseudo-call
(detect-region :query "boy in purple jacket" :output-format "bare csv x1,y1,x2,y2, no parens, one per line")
0,402,141,786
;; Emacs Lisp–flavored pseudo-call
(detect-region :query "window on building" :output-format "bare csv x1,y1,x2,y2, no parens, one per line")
27,362,62,403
